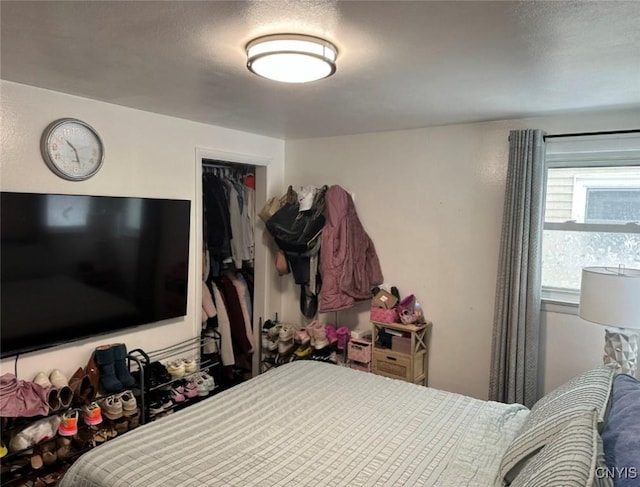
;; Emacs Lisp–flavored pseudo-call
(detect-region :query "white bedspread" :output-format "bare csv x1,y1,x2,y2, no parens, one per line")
59,361,527,487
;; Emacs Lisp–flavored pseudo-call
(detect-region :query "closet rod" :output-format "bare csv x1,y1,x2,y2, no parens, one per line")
544,129,640,141
202,159,254,170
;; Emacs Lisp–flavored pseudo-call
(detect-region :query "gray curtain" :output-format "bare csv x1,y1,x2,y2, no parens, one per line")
489,129,546,409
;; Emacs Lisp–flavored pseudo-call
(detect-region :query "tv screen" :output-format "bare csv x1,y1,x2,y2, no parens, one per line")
1,192,191,358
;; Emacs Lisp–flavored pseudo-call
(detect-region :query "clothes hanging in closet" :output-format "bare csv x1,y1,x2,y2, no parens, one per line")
202,164,256,378
202,169,255,275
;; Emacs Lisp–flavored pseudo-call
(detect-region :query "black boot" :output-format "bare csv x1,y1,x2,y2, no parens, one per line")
113,343,136,388
94,345,122,393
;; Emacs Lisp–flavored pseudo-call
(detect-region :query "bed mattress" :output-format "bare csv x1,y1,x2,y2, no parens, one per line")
59,361,527,487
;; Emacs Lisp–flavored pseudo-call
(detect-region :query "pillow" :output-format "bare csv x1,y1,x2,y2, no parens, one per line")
510,409,599,487
529,364,618,427
601,374,640,487
499,365,618,483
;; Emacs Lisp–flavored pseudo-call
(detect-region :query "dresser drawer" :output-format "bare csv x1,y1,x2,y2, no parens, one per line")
372,349,425,383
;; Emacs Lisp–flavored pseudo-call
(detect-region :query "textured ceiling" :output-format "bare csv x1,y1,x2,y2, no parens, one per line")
2,1,639,139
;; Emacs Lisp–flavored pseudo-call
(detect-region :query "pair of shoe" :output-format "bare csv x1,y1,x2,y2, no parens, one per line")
172,379,198,399
58,402,104,435
295,328,311,346
262,319,280,337
266,321,282,340
148,391,174,416
98,390,137,420
89,423,118,443
180,371,215,397
94,343,136,393
29,439,58,469
278,325,296,355
33,370,73,412
166,358,197,378
308,321,329,350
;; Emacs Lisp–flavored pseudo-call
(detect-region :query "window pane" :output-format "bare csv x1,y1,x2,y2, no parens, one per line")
545,166,640,224
585,188,640,223
541,230,640,291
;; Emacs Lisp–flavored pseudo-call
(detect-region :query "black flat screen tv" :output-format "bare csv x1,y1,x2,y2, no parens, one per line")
1,192,191,358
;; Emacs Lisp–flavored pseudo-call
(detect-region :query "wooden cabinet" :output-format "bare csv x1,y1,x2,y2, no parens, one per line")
371,321,431,386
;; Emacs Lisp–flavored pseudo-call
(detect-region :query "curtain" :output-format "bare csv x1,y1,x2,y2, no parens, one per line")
489,129,546,409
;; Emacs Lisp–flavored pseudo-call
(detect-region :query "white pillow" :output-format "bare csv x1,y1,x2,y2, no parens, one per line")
510,409,599,487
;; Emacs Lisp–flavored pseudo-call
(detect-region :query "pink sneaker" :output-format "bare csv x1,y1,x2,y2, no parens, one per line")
58,410,79,436
295,328,310,346
325,324,338,345
306,321,317,347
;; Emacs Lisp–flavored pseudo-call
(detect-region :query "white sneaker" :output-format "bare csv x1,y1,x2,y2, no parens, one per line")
199,372,215,391
183,358,197,374
166,360,185,378
278,325,296,354
118,390,138,417
99,395,123,420
196,379,209,397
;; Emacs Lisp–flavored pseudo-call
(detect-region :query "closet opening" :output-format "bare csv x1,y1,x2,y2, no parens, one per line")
197,153,270,389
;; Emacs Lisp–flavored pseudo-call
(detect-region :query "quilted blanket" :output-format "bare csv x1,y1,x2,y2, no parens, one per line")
59,361,527,486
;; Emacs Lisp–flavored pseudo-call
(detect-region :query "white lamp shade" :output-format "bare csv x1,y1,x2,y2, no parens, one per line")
579,267,640,329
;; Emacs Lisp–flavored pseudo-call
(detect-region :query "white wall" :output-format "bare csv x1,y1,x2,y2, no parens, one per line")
2,79,637,401
0,81,285,381
283,108,640,400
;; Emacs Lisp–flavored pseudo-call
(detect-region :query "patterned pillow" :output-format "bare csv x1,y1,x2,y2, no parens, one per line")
498,365,618,484
528,364,618,427
509,409,599,487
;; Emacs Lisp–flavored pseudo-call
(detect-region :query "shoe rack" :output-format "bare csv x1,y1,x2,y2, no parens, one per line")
128,335,221,424
0,360,143,487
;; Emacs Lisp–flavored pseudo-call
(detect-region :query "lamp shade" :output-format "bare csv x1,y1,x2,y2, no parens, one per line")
579,267,640,329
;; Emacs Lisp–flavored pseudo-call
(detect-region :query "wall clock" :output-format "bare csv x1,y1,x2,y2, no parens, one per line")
40,118,104,181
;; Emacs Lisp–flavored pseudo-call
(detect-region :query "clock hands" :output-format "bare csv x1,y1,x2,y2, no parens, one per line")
65,139,81,164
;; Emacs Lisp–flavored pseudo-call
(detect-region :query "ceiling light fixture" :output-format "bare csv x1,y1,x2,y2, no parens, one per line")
246,34,338,83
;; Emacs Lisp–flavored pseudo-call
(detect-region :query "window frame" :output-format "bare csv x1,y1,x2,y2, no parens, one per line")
541,134,640,306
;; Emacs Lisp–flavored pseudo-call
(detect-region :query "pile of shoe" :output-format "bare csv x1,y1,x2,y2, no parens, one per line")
147,371,216,420
261,318,352,366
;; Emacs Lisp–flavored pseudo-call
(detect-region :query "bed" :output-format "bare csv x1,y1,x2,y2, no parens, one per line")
58,360,632,487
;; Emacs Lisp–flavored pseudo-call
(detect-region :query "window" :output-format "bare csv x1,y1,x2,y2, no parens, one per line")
541,134,640,304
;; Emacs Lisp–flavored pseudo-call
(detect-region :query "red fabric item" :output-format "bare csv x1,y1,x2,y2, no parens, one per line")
244,174,255,189
319,185,383,313
0,373,50,417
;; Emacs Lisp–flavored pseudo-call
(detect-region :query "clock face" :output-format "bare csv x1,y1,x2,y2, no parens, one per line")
41,119,104,181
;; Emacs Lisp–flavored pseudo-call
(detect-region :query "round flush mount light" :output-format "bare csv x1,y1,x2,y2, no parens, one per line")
246,34,338,83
